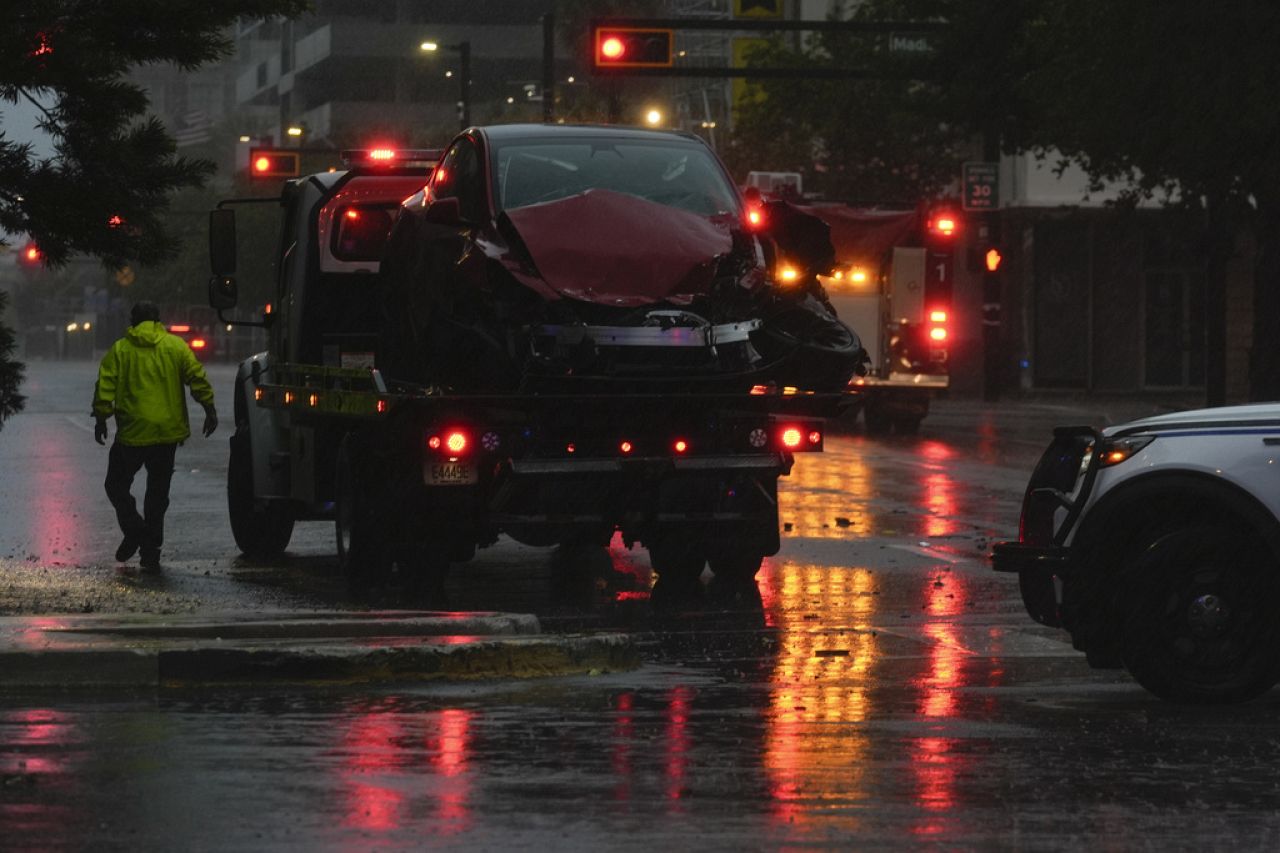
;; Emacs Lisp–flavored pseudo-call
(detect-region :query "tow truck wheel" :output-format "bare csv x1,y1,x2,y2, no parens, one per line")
335,436,389,593
648,538,706,610
227,427,294,558
1120,524,1280,704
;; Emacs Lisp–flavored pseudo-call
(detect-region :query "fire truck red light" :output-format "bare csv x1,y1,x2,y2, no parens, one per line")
781,428,803,449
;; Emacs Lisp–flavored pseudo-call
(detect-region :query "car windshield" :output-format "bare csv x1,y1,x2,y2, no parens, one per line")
492,138,740,218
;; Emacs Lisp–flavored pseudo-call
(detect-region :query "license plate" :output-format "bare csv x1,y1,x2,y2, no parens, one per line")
426,461,477,486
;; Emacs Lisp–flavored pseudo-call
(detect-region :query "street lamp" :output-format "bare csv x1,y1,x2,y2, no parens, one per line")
644,108,664,127
420,39,471,130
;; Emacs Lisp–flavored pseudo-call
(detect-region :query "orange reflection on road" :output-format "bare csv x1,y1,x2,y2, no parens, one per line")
779,439,875,538
764,559,880,829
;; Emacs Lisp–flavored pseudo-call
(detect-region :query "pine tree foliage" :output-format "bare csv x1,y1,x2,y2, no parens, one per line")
0,290,23,430
1,0,310,269
0,1,309,428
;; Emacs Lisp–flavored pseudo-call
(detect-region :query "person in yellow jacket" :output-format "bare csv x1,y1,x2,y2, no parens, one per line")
92,302,218,572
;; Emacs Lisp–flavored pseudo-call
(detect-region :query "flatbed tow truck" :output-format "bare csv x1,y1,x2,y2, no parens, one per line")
208,138,851,603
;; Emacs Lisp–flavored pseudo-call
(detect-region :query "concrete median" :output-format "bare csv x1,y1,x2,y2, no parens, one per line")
0,610,638,687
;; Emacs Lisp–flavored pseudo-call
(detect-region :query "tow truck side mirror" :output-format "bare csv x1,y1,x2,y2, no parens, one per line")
208,275,239,311
209,209,237,276
424,196,465,226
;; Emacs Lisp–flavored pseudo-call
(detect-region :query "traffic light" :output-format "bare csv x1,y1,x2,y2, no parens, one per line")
19,242,42,265
984,247,1003,272
593,27,674,69
249,148,300,179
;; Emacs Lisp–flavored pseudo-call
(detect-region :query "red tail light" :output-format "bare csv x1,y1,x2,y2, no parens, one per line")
620,440,634,455
170,324,190,333
445,431,468,454
673,439,689,454
780,427,803,449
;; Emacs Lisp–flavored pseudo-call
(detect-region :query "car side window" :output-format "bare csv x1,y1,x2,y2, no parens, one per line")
432,138,485,222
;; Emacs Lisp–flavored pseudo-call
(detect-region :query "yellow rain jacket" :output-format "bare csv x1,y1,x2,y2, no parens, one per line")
92,321,215,446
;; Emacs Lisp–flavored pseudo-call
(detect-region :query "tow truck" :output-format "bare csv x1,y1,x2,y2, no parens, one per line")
207,138,850,602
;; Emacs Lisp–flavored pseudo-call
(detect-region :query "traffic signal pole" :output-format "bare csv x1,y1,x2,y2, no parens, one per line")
980,132,1003,402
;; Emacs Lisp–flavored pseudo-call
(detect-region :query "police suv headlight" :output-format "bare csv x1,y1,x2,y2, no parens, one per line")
1096,435,1155,468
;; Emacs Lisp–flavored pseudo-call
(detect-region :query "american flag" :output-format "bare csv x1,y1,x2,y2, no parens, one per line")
173,110,212,148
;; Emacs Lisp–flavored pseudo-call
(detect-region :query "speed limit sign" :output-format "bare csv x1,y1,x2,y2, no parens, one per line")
963,162,999,211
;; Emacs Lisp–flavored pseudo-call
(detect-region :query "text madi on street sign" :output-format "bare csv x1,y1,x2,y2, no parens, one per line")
963,162,999,211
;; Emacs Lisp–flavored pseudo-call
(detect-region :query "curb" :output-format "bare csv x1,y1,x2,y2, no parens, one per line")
0,611,639,687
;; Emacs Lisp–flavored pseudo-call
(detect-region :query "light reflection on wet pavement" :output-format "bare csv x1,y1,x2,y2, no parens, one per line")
7,363,1273,848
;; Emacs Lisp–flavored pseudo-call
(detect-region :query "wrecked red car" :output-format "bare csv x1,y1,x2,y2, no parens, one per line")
379,124,865,394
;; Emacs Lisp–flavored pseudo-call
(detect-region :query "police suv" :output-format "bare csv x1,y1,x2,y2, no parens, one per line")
993,403,1280,703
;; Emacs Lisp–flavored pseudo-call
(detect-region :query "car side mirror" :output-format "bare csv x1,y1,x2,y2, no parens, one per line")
209,209,237,276
424,196,466,225
208,275,238,311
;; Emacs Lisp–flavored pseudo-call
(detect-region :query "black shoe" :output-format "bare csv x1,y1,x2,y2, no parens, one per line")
139,551,162,573
115,537,139,563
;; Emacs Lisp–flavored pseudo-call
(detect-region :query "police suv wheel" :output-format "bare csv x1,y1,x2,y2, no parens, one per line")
1120,524,1280,704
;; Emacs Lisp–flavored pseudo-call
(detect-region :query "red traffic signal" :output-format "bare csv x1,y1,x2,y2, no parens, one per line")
20,242,42,265
249,148,300,179
593,27,674,69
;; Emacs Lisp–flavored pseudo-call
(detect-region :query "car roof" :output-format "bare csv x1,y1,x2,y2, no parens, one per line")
474,123,705,146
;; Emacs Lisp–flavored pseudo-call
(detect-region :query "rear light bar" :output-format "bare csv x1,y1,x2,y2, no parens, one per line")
341,148,444,168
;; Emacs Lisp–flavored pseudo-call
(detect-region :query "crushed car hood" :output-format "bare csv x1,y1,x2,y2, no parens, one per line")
502,188,735,307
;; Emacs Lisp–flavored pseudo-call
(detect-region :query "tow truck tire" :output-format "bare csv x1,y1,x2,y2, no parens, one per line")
1120,525,1280,704
648,538,706,609
335,436,389,593
227,427,294,558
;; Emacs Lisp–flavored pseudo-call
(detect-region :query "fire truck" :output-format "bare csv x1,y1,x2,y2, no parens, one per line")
207,133,855,603
791,204,957,435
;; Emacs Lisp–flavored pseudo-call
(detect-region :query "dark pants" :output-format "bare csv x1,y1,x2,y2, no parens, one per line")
104,442,177,558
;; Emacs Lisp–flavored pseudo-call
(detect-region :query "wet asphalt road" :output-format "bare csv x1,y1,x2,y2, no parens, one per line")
6,360,1275,850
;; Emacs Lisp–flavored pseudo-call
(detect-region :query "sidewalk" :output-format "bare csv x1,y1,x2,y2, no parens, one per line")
0,610,637,688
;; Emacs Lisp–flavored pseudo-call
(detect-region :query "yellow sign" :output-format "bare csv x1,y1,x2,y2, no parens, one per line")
734,0,783,18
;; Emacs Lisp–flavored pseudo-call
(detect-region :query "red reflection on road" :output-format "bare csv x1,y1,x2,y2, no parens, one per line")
611,692,634,803
338,705,473,834
665,685,693,809
426,709,472,832
30,429,84,562
341,706,406,832
919,441,958,539
1,709,79,834
910,571,971,835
